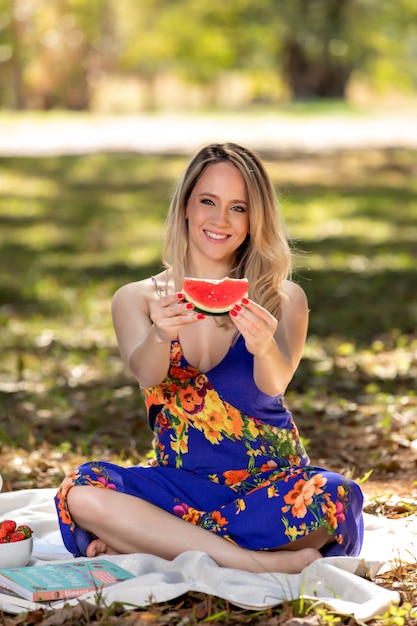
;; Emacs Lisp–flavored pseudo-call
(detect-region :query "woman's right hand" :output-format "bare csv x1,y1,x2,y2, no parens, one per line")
112,280,204,386
149,292,203,343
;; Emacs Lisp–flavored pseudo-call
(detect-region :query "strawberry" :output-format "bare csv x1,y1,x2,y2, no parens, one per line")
7,531,26,542
0,520,16,534
0,526,7,540
16,524,33,539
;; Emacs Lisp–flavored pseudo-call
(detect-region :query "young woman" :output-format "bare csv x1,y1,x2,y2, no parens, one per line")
55,143,364,574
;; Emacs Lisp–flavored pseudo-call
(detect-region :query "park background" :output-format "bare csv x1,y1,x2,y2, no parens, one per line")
0,1,417,623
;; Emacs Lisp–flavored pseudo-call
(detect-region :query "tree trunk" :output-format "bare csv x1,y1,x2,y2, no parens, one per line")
282,0,353,99
283,38,352,99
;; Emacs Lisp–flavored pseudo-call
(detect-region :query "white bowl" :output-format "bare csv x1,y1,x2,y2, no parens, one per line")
0,537,33,569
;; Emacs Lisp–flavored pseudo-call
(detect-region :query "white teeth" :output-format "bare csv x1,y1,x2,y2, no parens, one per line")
205,231,228,240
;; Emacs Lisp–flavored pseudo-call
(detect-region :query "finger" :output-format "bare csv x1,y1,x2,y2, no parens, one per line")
160,292,184,307
241,298,275,323
241,302,278,333
231,307,277,341
154,293,191,316
170,301,195,316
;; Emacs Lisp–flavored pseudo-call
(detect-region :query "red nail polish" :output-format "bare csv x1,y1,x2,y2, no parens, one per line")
241,298,249,305
186,303,194,309
197,313,205,320
234,304,241,311
230,309,238,317
177,293,184,299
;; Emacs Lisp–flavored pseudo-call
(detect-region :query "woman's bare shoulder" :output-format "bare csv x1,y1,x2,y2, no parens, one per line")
112,272,168,313
280,279,308,311
113,278,149,301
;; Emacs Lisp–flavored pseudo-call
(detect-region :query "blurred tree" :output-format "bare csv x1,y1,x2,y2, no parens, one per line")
0,0,113,110
26,0,112,109
0,0,27,109
110,0,177,109
115,0,417,101
0,0,416,109
113,0,280,107
271,0,417,98
277,0,357,98
10,0,25,109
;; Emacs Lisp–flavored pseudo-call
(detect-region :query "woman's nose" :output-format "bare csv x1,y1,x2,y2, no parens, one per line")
211,206,229,225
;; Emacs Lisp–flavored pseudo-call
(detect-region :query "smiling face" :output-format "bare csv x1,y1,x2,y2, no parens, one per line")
185,161,250,276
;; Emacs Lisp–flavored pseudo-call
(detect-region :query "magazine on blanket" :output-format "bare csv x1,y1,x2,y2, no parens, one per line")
0,558,134,602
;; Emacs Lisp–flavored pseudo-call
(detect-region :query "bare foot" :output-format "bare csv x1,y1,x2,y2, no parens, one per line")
85,540,321,574
86,538,120,558
251,547,322,574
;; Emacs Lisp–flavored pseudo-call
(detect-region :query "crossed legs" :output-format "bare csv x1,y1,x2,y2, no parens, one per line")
67,486,331,574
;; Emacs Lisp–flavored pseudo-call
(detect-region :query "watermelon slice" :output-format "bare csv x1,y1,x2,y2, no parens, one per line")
182,277,249,316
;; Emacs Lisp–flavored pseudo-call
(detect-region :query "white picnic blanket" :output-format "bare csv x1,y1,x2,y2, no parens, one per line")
1,486,416,620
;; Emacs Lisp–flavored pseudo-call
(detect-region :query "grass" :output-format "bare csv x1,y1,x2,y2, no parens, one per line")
0,145,417,623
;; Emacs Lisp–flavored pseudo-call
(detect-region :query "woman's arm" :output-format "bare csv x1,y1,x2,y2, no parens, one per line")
231,280,308,396
111,279,201,387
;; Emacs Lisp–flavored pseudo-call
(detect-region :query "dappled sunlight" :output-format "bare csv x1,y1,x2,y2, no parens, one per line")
0,172,59,199
0,147,416,620
1,148,416,502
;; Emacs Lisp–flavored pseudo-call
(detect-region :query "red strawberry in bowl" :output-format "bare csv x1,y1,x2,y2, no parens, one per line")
0,519,34,568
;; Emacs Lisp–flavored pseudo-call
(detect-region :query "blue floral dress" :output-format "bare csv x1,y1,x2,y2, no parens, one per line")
55,335,364,558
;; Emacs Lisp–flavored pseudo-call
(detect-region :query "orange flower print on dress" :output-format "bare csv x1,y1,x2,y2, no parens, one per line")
57,470,81,500
322,494,346,530
221,404,245,439
55,470,81,526
56,497,72,526
190,391,225,444
178,384,203,413
183,506,202,525
202,409,226,444
223,469,251,487
260,460,278,473
211,510,228,529
170,364,197,382
141,388,165,410
171,342,182,363
165,380,179,398
283,474,328,518
309,473,327,495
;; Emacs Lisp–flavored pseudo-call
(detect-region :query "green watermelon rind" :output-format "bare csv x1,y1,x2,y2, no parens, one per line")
182,277,249,315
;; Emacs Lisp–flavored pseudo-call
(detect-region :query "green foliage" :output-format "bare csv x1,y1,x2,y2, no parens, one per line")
1,0,417,108
375,601,417,625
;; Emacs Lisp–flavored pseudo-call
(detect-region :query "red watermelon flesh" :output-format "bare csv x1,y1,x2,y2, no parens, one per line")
182,277,249,315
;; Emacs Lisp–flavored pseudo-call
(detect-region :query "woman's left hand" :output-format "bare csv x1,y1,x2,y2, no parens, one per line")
230,299,278,356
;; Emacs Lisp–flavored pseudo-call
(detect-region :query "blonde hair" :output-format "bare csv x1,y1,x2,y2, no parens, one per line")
163,142,292,319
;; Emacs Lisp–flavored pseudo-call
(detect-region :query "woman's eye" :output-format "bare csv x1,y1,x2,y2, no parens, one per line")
201,198,214,205
231,205,246,213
